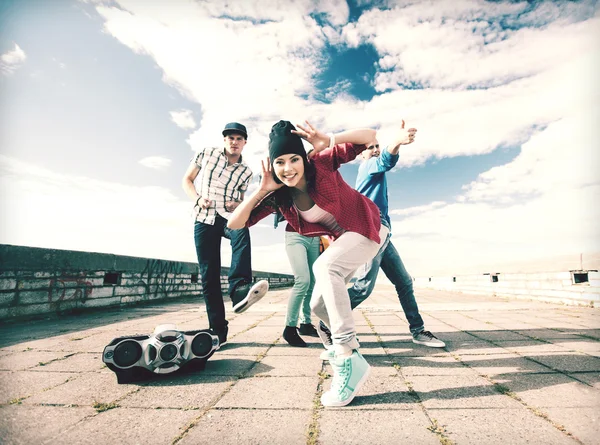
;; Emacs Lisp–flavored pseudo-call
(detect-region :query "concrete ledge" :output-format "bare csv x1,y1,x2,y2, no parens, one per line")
0,244,293,321
414,270,599,306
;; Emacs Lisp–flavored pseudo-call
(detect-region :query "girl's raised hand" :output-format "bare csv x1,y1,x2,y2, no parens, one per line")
259,157,284,193
293,121,330,158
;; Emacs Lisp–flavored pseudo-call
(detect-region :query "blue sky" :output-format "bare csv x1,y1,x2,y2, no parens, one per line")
1,0,598,276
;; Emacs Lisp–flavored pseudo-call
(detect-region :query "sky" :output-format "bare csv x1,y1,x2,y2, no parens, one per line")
1,0,599,277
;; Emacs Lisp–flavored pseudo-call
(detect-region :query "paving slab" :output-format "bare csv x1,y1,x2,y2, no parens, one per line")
458,353,552,376
318,409,439,445
0,404,96,445
0,350,71,371
178,408,310,445
119,375,234,409
542,407,600,445
23,370,138,406
513,374,600,408
37,352,105,372
0,370,75,404
410,374,524,409
427,408,580,445
254,354,324,377
215,376,318,409
54,407,198,445
394,355,477,377
522,352,600,373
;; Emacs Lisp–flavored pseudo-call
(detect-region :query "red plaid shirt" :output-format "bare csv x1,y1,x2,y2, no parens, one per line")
247,143,382,243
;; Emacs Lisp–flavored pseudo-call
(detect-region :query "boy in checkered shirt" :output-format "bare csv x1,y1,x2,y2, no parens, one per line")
182,122,268,348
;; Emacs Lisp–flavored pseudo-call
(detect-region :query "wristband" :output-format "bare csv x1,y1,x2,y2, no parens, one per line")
327,133,335,150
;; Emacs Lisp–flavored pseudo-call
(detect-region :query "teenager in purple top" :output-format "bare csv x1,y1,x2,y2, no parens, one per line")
229,120,394,407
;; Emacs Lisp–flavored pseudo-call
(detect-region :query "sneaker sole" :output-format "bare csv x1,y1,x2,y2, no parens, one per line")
412,339,446,348
321,363,371,407
233,280,269,314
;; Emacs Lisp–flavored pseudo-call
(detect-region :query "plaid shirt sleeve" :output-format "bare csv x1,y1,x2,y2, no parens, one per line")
193,148,206,167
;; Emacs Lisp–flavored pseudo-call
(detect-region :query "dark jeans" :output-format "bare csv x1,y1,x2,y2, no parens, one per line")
348,230,425,336
194,215,252,331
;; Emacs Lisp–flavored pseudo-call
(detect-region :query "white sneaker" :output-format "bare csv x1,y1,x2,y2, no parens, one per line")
319,348,335,361
412,330,445,348
321,350,371,407
232,280,269,314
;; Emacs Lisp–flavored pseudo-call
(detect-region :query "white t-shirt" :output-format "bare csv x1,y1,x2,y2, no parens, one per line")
296,203,346,238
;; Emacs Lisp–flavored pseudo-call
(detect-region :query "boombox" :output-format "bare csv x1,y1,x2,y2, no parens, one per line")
102,324,219,383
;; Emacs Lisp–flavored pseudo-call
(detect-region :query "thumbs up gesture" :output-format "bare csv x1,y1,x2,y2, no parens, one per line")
394,120,417,146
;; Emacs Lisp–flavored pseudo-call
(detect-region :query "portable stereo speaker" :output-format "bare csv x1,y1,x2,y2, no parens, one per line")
102,324,219,383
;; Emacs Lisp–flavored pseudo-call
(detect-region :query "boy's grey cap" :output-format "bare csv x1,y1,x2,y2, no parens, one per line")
222,122,247,138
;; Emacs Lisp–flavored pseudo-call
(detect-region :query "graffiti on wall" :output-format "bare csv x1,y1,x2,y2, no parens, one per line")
48,273,93,305
140,259,186,298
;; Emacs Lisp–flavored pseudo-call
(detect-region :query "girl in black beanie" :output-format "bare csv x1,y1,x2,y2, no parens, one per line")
229,119,388,407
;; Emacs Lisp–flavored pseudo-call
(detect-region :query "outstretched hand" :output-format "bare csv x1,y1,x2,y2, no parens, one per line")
394,119,417,146
292,121,329,158
259,157,284,193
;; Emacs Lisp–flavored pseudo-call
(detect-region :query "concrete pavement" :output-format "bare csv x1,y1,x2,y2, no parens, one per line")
0,284,598,445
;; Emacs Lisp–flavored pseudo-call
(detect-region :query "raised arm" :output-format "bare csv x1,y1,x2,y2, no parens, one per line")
293,121,376,158
227,157,283,229
386,119,417,156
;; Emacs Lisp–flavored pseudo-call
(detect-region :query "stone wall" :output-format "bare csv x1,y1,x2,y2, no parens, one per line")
0,244,294,320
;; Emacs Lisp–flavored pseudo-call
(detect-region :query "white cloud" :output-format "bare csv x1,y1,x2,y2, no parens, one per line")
0,43,27,75
461,109,600,202
344,0,599,90
390,201,446,217
169,109,196,130
389,109,600,276
138,156,172,170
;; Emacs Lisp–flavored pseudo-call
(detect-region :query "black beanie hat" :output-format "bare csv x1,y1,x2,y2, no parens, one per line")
268,120,307,161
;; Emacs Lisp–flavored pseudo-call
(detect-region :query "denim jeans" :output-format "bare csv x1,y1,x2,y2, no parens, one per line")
284,231,320,327
194,214,252,331
311,224,389,355
348,232,425,337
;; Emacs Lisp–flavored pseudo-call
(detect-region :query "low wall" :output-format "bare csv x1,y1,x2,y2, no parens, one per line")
414,270,600,306
0,244,294,321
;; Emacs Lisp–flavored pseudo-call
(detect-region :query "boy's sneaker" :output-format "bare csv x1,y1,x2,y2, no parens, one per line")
319,348,335,361
321,350,370,407
214,326,228,350
317,320,333,348
412,330,445,348
231,280,269,314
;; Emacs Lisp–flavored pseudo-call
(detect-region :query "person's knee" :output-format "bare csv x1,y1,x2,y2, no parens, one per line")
310,296,325,316
313,259,343,283
293,276,311,293
396,279,414,296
